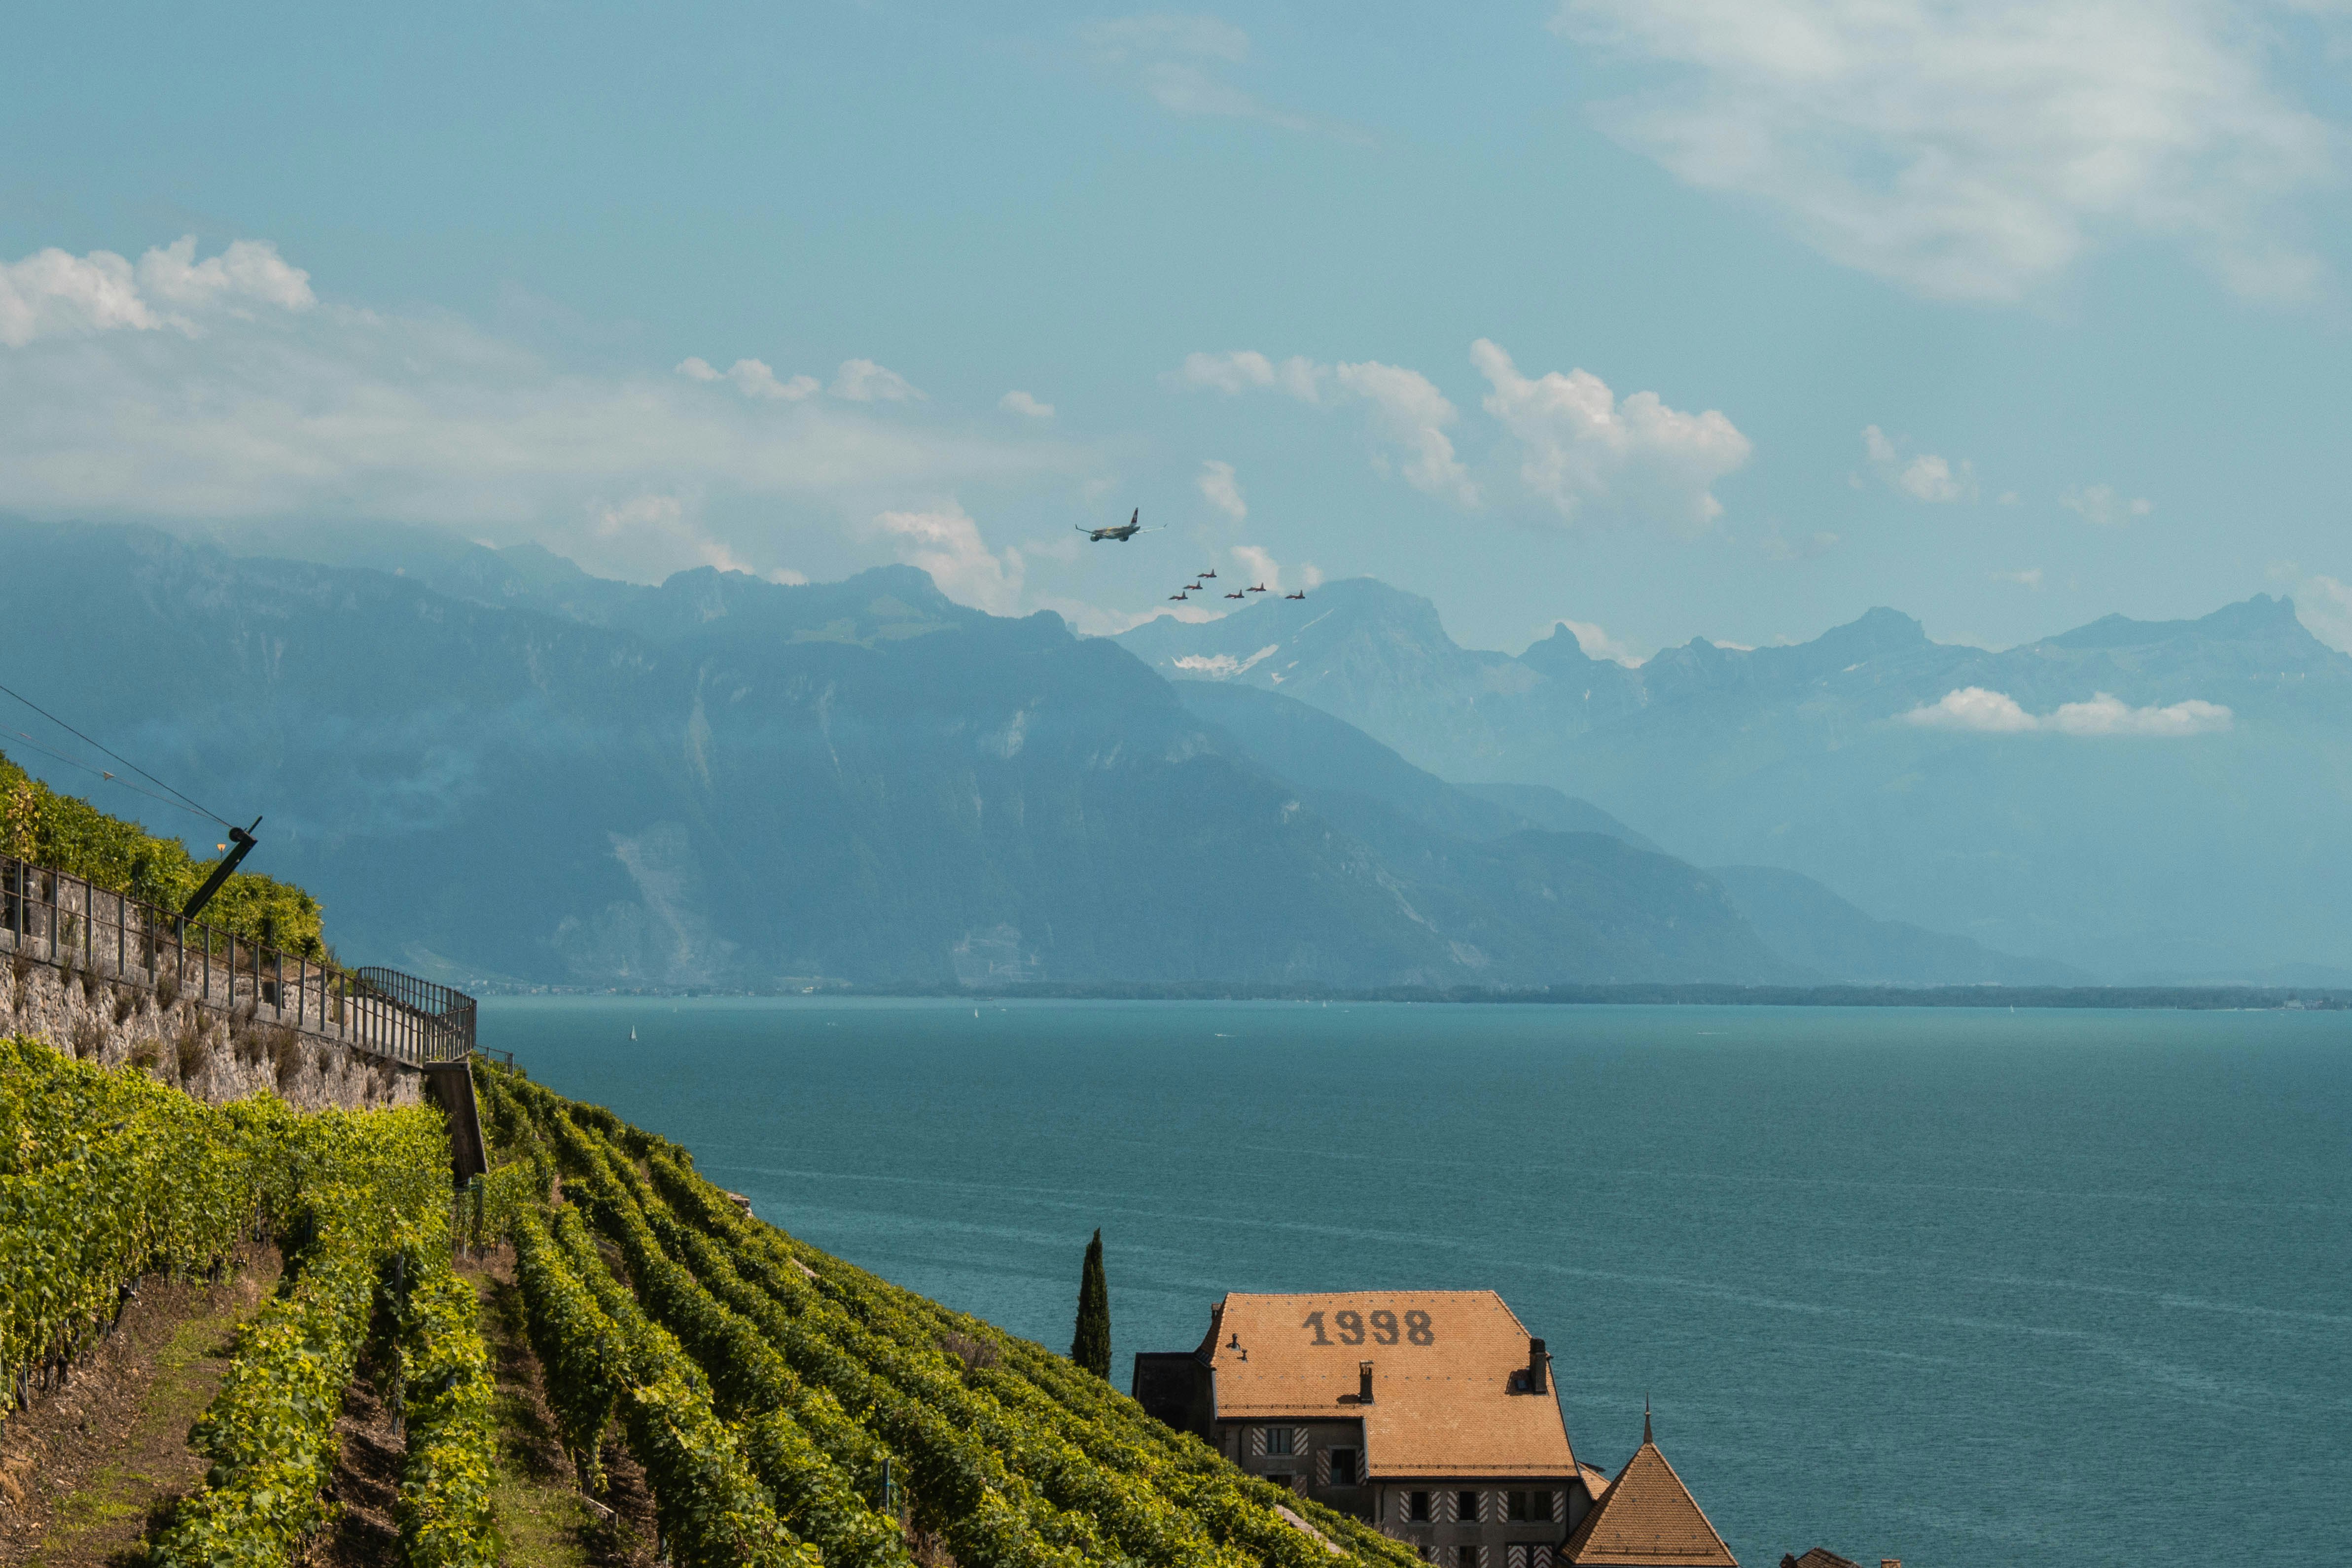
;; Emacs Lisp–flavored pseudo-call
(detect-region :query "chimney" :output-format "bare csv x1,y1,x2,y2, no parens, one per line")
1527,1338,1548,1395
1358,1360,1375,1404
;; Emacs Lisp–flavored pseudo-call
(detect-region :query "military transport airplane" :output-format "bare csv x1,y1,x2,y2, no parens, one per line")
1078,508,1152,542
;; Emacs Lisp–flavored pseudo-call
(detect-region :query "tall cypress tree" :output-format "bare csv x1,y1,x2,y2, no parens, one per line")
1071,1228,1111,1379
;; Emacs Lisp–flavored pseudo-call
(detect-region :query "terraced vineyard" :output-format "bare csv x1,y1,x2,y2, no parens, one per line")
0,1032,497,1566
477,1064,1422,1568
0,1030,1423,1566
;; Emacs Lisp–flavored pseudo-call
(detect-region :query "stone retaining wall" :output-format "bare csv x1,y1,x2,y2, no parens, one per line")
3,955,421,1112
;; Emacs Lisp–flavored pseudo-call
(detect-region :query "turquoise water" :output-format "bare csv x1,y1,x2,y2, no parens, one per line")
482,997,2352,1567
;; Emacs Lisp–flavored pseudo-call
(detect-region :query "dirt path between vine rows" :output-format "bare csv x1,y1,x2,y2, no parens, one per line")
456,1249,656,1568
0,1248,282,1568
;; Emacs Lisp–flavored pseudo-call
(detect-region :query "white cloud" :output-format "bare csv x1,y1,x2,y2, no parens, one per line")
0,236,1084,586
1198,458,1247,519
1902,685,2232,735
864,503,1024,616
1862,425,1974,501
135,237,315,314
1992,566,2046,589
588,493,807,583
831,358,924,402
1227,544,1319,593
1175,349,1474,502
1079,14,1340,136
1553,0,2334,302
1333,359,1477,503
1081,14,1251,64
999,389,1054,420
1762,527,1841,561
1560,618,1644,665
2061,483,2153,525
2277,570,2352,652
677,356,819,401
0,236,312,347
1175,350,1325,400
1471,338,1750,532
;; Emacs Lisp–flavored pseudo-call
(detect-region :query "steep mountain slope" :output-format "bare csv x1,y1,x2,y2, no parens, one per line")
1452,783,1663,854
1179,681,2045,985
1709,866,2088,987
0,520,1794,989
1122,585,2352,977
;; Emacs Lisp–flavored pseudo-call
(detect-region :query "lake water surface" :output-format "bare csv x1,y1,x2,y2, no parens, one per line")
482,996,2352,1568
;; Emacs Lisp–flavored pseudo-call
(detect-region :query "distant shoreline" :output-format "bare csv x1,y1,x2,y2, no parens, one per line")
472,980,2352,1010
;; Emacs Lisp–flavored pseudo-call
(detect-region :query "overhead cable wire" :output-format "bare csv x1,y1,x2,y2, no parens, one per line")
0,679,229,827
3,729,221,823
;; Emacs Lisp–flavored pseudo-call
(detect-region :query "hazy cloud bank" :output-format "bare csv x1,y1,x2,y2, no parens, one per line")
1553,0,2337,302
1903,686,2233,736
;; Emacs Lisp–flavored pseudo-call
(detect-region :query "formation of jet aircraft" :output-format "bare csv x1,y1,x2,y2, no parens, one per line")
1081,508,1308,606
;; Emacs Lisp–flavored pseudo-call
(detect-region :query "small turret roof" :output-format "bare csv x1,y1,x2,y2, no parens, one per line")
1560,1421,1736,1567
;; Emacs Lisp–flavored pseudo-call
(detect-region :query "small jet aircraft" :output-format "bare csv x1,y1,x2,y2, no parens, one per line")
1284,590,1307,600
1169,590,1190,601
1200,568,1217,578
1219,590,1240,599
1247,583,1268,593
1184,582,1203,591
1078,508,1152,542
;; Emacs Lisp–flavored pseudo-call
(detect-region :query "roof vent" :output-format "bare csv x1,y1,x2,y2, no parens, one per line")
1358,1360,1375,1404
1527,1337,1548,1395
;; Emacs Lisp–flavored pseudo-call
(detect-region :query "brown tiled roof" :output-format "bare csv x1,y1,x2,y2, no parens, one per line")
1205,1291,1574,1480
1781,1552,1860,1568
1560,1429,1736,1567
1578,1461,1614,1503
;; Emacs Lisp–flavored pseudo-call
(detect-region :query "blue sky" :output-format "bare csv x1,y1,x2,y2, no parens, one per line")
5,0,2351,659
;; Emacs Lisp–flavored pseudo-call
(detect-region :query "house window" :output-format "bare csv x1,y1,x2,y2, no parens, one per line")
1328,1448,1360,1486
1406,1491,1433,1523
1506,1490,1551,1522
1457,1548,1480,1568
1458,1491,1481,1523
1265,1427,1294,1456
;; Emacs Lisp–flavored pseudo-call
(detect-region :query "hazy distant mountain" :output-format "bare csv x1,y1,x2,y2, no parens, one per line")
1709,866,2088,988
1451,784,1664,854
1120,582,2352,978
0,520,1799,990
1176,680,2057,986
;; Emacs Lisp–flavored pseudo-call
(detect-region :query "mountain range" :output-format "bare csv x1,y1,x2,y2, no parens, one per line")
8,517,2317,988
1120,579,2352,981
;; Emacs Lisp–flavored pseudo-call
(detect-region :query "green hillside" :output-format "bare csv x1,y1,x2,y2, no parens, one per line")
0,1033,1411,1567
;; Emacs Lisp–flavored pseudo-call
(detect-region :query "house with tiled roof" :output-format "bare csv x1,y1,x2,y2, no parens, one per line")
1135,1290,1622,1565
1559,1411,1736,1566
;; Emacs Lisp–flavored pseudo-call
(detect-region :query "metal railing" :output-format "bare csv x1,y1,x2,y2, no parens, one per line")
1,850,474,1065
